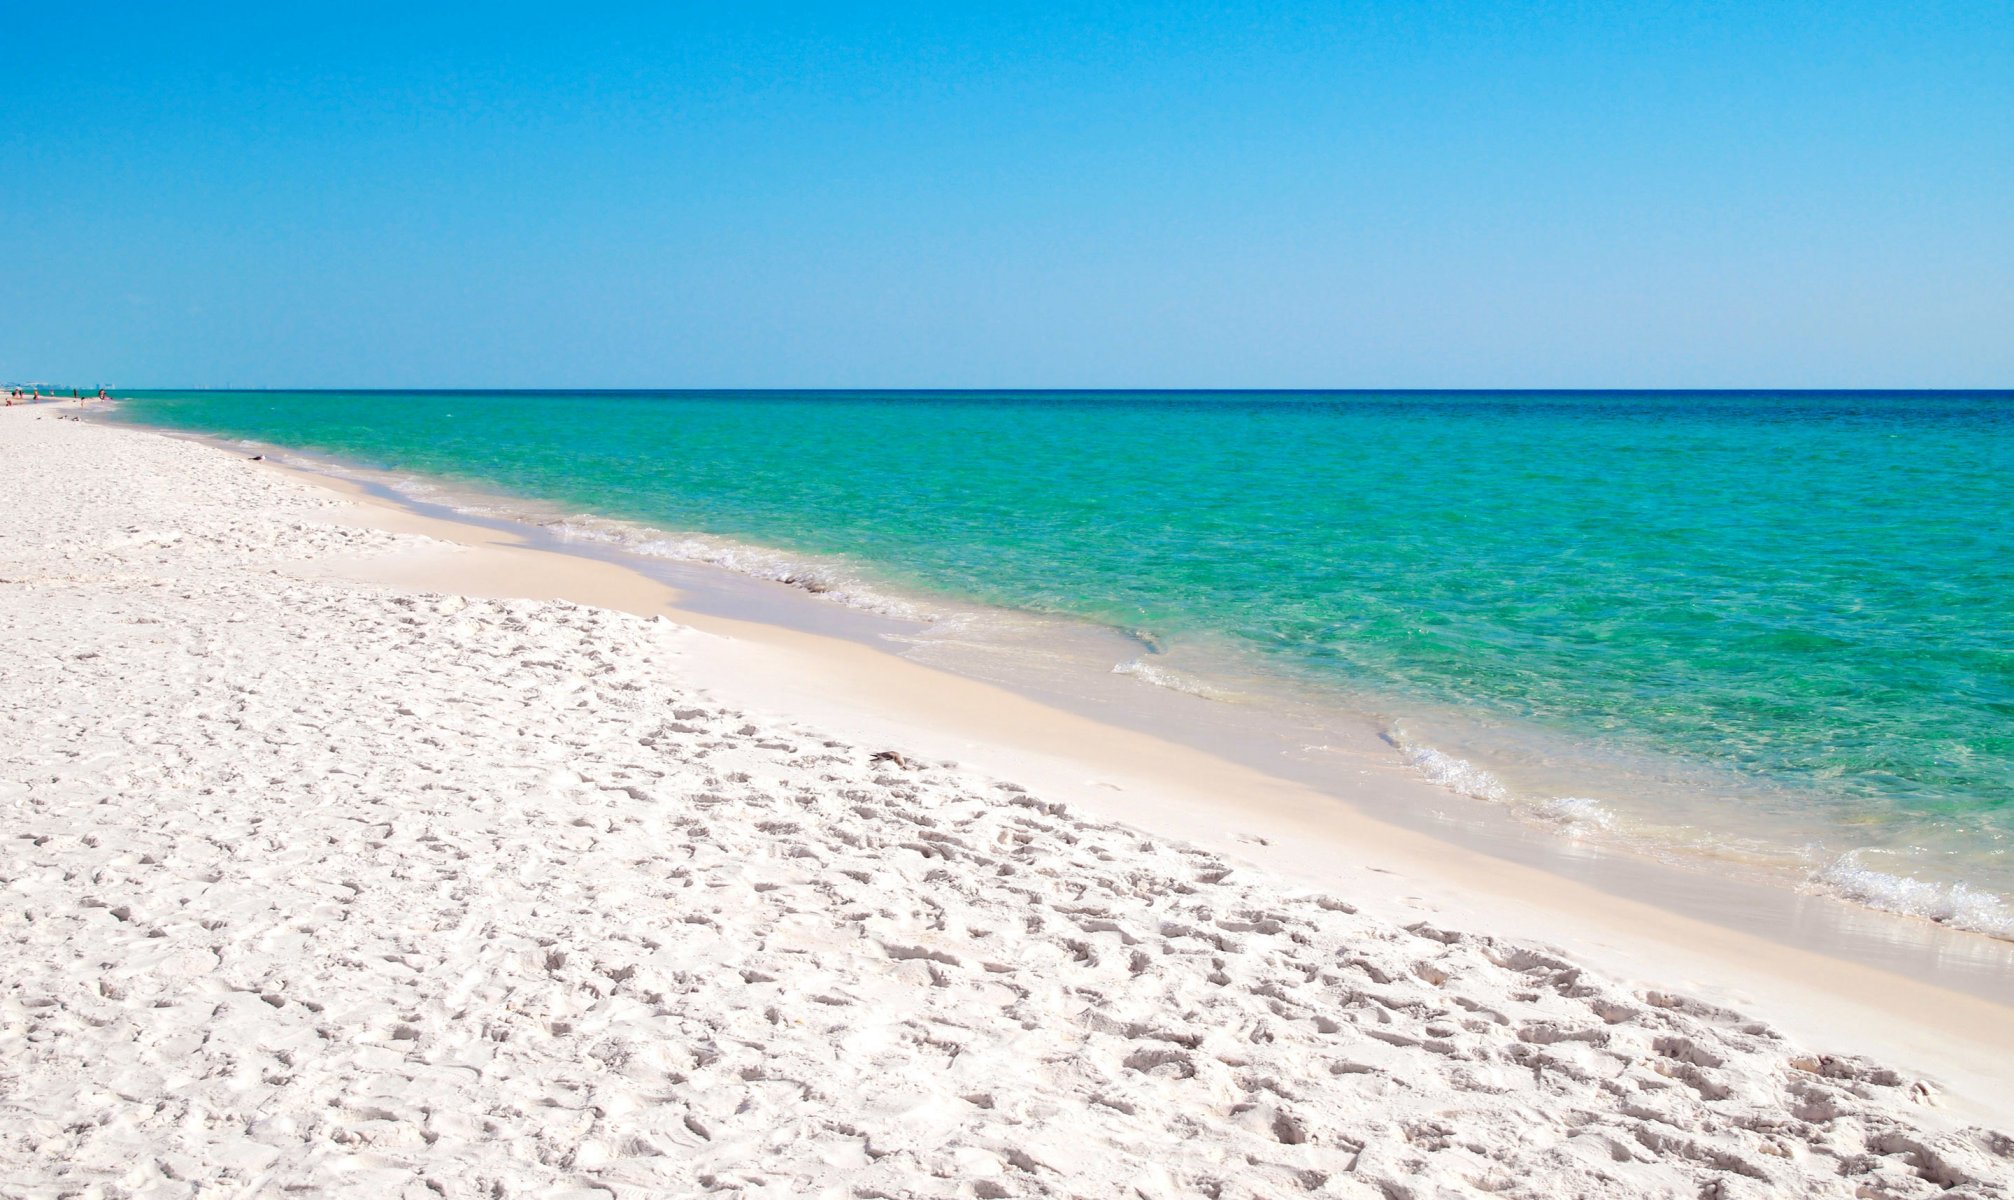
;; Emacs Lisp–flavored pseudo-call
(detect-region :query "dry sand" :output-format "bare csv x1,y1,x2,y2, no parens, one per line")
3,407,2010,1198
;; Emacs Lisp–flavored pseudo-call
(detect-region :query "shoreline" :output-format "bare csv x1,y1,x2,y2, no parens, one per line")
96,400,2014,949
116,412,2014,1001
6,405,2011,1195
96,408,2014,1108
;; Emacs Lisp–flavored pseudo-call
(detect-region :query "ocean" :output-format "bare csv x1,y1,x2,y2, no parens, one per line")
110,389,2014,936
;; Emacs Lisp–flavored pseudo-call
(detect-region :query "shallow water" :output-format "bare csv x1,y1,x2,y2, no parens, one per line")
111,389,2014,934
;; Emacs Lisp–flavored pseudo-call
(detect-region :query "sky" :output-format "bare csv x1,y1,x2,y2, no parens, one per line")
3,1,2010,389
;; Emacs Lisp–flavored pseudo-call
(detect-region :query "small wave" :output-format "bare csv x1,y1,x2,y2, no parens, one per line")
1382,730,1619,835
1531,795,1616,835
1127,629,1167,655
1383,731,1511,803
532,519,940,623
1111,657,1235,700
1814,853,2014,939
543,520,621,545
391,476,450,500
1387,726,2014,938
360,468,949,624
230,437,317,471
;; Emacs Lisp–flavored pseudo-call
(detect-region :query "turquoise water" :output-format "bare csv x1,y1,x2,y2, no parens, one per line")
111,390,2014,930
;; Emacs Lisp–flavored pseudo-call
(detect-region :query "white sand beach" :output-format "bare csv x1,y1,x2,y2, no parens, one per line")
4,406,2011,1198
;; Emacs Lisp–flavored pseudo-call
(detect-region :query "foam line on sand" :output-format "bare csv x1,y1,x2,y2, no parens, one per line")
3,407,2011,1197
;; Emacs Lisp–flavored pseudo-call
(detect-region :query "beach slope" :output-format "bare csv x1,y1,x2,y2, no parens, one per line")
2,408,2009,1198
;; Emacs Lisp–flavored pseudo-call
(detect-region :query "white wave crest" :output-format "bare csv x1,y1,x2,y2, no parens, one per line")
519,518,932,623
1382,731,1617,839
1815,854,2014,939
1385,732,1512,804
391,476,450,500
634,535,939,621
1111,658,1232,700
1530,795,1616,835
544,520,621,545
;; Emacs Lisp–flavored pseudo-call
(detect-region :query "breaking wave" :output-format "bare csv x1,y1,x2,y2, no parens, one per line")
1111,657,1240,701
371,475,946,624
1381,729,1618,838
538,518,940,622
1815,853,2014,940
1384,730,1512,804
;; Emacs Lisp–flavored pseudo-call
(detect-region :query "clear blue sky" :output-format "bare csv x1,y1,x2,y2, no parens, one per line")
4,2,2009,388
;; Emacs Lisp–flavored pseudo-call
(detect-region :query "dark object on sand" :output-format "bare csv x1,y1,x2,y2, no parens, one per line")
869,750,914,769
249,455,264,461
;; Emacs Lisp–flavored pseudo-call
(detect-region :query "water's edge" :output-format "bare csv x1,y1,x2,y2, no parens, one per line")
99,406,2014,1005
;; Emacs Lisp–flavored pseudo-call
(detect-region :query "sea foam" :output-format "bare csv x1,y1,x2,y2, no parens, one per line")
1383,729,1619,837
1111,657,1237,701
534,516,939,623
1383,731,1512,804
1815,854,2014,939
